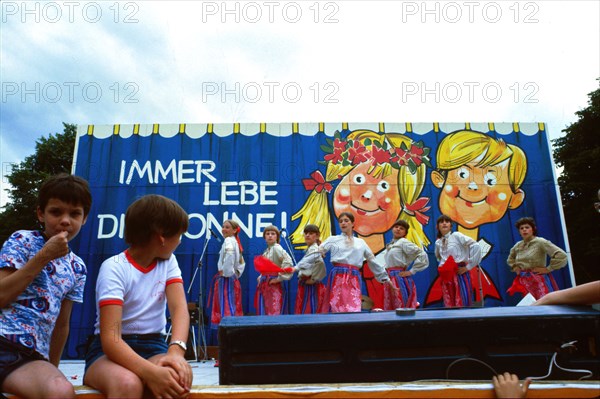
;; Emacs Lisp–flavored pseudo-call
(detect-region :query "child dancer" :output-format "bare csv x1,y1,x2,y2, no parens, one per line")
84,195,192,398
293,224,328,314
435,214,482,308
507,217,567,300
255,225,293,315
321,212,396,313
383,219,429,310
0,174,91,399
209,219,245,328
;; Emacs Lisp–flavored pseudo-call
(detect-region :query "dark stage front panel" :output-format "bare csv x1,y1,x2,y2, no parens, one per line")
218,306,600,385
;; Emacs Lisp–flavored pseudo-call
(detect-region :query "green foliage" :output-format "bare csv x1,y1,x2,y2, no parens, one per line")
552,81,600,283
0,123,76,244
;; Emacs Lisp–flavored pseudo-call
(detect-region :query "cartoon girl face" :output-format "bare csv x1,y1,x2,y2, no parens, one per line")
333,162,401,236
436,159,520,229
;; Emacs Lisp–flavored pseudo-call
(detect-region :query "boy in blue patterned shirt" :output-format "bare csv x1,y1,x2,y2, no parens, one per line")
0,174,91,399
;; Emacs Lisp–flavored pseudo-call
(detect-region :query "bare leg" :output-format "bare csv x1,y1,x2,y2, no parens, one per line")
84,355,144,399
2,360,75,399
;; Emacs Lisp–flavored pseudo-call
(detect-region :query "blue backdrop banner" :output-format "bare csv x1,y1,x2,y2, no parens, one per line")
66,122,573,358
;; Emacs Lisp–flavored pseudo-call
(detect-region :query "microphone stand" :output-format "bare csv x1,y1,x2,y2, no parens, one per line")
280,230,297,266
280,229,297,314
187,236,211,361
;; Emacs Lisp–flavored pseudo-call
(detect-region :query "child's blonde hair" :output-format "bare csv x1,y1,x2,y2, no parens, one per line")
291,130,430,249
435,130,527,193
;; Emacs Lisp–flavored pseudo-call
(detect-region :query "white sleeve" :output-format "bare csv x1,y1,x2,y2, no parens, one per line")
220,238,237,278
457,233,482,270
296,245,322,272
364,243,389,283
404,241,429,274
166,254,183,282
275,245,294,281
96,256,126,305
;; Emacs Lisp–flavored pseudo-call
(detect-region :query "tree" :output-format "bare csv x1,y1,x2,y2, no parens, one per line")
553,81,600,284
0,123,76,244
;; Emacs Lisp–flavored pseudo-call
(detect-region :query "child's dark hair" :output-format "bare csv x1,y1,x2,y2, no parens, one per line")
392,219,409,232
515,217,537,235
124,194,189,246
303,224,321,245
263,225,281,243
303,224,320,234
38,173,92,217
436,214,453,239
338,212,355,223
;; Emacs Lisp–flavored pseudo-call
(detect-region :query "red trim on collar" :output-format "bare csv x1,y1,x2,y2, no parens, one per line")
125,249,157,273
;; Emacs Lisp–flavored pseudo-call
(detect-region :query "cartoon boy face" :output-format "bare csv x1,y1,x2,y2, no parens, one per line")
431,159,524,229
333,162,401,236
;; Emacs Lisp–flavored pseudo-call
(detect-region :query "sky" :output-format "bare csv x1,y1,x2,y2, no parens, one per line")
1,0,599,206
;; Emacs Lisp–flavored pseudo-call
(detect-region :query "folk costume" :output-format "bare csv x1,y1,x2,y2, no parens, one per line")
507,236,567,299
255,243,293,315
321,233,390,313
435,232,481,308
294,242,328,314
209,236,245,328
383,237,428,309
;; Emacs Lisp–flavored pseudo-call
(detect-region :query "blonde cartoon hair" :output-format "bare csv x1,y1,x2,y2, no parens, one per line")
435,130,527,193
291,130,431,249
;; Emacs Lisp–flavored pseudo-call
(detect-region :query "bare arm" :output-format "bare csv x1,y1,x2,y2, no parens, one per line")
160,282,193,391
534,281,600,306
0,231,69,308
49,299,73,366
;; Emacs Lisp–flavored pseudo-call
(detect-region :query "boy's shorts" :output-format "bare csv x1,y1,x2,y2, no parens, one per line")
0,336,46,389
84,334,168,374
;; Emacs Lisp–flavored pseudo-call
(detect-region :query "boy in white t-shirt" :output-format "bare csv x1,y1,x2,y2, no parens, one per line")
84,194,193,398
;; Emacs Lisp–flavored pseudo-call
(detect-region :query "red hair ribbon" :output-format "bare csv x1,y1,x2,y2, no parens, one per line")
404,197,431,225
235,226,243,252
302,170,333,193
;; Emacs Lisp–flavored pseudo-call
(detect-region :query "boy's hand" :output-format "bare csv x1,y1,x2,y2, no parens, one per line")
157,353,193,391
40,231,70,262
492,372,530,398
144,364,189,399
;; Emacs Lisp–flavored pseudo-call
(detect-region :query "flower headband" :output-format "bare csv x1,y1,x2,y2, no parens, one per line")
319,131,432,174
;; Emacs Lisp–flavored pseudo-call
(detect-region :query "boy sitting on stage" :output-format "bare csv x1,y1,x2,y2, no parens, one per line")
0,174,92,399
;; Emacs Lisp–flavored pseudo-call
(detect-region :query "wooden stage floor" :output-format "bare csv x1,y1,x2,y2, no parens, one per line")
52,360,599,398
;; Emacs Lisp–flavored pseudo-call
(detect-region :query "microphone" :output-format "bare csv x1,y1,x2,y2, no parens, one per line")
209,227,222,242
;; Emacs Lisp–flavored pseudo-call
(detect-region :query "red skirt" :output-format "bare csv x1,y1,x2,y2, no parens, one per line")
383,267,418,309
294,277,328,314
208,274,243,328
255,273,287,315
326,264,361,313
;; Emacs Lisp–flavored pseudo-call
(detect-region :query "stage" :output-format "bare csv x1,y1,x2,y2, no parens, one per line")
53,360,600,398
4,305,600,398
